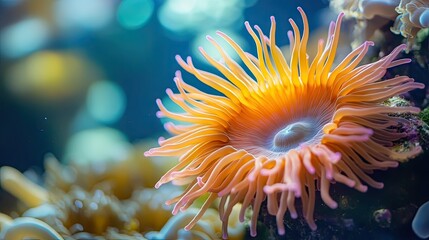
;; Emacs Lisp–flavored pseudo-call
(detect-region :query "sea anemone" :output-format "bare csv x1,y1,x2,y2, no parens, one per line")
391,0,429,39
145,7,424,238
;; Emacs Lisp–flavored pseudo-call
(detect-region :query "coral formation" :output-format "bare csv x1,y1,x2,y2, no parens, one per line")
0,217,64,240
330,0,429,48
330,0,400,47
391,0,429,39
0,142,245,239
146,7,424,238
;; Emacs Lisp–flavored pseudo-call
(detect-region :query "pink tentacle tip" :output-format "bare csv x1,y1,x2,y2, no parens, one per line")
309,224,317,231
306,166,316,175
155,111,164,118
174,70,182,77
158,137,165,145
222,232,229,239
326,170,334,180
163,122,171,130
294,189,302,197
329,201,338,209
270,16,275,22
263,185,273,194
357,184,368,192
362,40,375,47
398,43,407,50
278,227,285,235
239,214,245,223
144,149,153,157
154,181,162,189
403,58,412,63
346,179,356,188
197,177,205,187
171,207,180,215
248,174,257,182
174,55,182,62
332,152,341,163
290,211,298,219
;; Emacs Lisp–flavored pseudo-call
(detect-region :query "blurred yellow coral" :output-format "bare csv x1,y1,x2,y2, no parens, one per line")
48,139,176,199
0,140,246,239
5,51,100,104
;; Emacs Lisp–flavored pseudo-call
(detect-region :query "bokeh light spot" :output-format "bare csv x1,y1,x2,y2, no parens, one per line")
64,127,131,164
86,81,126,124
158,0,248,36
0,18,49,58
54,0,114,31
5,51,99,103
117,0,154,29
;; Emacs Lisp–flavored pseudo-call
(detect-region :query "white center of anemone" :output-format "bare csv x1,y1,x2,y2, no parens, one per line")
271,119,318,152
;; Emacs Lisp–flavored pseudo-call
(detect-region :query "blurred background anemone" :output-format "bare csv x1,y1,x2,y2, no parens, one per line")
0,0,330,177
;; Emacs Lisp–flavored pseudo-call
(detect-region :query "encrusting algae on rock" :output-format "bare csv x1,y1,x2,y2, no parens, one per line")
146,7,425,238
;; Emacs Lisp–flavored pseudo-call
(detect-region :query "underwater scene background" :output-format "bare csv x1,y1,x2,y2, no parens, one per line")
1,0,429,239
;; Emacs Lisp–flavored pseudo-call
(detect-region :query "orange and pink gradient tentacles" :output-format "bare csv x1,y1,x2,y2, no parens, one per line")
145,7,424,238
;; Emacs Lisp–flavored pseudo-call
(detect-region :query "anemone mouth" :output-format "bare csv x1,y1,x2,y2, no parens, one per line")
226,86,336,158
270,118,320,152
